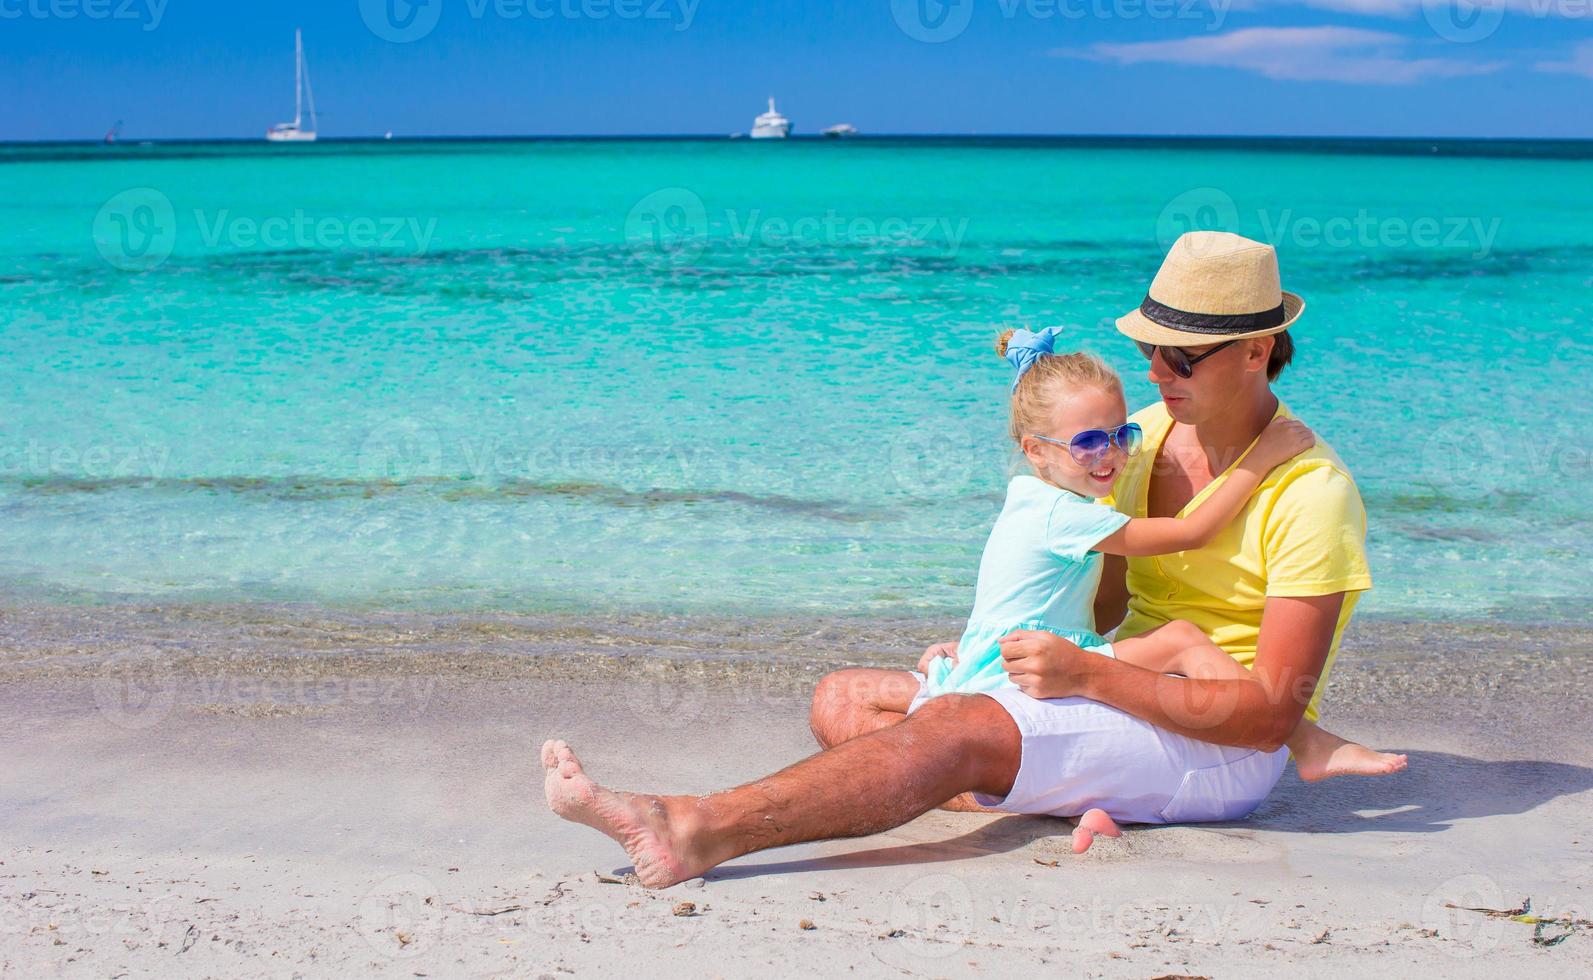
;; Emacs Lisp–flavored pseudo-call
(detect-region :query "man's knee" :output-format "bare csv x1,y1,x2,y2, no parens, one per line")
907,694,1022,790
1164,619,1210,651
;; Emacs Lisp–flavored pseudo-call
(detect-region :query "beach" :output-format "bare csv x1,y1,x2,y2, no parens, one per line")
3,606,1591,976
3,136,1592,974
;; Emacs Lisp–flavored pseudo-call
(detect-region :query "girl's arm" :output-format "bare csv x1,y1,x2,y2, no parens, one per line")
1094,418,1313,558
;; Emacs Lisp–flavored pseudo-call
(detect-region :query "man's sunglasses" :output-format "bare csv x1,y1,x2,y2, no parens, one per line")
1031,422,1143,466
1135,340,1238,379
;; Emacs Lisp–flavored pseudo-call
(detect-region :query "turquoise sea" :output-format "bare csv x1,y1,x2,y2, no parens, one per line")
2,138,1590,626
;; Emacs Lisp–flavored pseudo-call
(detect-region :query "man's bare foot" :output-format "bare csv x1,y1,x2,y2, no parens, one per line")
1070,808,1121,854
1289,725,1408,783
541,739,711,888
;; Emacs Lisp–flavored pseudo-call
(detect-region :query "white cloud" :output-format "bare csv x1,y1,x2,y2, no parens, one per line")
1064,26,1506,84
1240,0,1592,16
1536,39,1593,79
1241,0,1425,14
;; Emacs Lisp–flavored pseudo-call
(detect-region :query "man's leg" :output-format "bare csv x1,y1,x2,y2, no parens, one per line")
808,667,999,813
543,693,1022,888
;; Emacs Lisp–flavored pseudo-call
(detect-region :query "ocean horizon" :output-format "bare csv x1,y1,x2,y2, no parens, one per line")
3,136,1588,627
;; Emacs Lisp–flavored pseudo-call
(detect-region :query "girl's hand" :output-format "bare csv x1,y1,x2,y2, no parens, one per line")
998,630,1091,699
916,641,958,675
1248,418,1315,471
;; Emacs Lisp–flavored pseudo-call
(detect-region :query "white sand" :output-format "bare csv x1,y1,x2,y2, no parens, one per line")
3,649,1592,976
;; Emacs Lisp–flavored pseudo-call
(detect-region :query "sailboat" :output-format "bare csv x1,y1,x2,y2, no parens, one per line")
266,29,318,142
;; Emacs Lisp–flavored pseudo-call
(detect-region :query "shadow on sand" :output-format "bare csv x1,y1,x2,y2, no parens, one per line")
699,750,1593,881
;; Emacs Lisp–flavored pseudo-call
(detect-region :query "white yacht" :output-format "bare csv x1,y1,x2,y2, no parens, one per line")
751,98,791,140
266,29,318,142
822,124,858,138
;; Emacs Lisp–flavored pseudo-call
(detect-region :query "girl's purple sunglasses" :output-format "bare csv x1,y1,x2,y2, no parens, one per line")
1030,422,1144,466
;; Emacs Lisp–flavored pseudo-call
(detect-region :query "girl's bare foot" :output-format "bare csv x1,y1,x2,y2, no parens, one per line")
541,739,712,888
1288,725,1408,783
1070,808,1121,853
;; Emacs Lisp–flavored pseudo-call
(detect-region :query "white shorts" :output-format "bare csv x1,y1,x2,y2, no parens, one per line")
909,682,1289,825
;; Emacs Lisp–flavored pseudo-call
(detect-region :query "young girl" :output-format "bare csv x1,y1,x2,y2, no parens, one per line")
916,327,1406,797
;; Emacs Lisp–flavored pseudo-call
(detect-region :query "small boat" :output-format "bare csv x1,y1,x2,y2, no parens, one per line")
266,29,318,142
751,98,791,140
822,124,858,139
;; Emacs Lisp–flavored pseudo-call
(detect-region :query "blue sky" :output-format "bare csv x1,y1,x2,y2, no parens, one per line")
3,0,1591,140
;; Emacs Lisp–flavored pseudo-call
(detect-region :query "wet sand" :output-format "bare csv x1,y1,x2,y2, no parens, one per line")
2,607,1591,976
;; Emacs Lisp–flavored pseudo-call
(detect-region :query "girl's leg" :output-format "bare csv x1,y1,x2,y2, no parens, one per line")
1114,622,1407,782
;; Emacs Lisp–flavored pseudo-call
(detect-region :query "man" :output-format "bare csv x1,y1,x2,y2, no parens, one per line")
543,231,1375,888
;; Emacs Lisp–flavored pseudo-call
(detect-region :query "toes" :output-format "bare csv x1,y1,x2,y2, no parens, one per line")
1078,808,1121,837
1071,826,1095,854
540,740,558,769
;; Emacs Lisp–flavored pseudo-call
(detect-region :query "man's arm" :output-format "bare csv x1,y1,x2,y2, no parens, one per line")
1000,593,1345,751
1092,554,1129,634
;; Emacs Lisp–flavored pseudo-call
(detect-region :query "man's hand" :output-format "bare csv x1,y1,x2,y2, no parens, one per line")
998,630,1092,700
916,641,958,676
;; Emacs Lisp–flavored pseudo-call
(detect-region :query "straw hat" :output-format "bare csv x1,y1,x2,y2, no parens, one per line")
1116,231,1304,346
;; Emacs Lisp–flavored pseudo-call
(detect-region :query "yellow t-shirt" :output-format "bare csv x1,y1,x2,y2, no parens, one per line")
1105,400,1372,722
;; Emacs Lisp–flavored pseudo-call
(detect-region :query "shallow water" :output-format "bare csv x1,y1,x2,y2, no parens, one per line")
1,137,1589,623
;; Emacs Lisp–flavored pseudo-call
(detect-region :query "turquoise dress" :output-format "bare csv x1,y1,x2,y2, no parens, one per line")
925,475,1132,697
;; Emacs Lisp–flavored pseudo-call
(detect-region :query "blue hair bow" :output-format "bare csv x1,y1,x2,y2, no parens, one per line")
1005,327,1063,391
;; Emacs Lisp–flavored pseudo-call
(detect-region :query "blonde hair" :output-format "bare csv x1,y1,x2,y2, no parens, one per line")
995,329,1123,445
